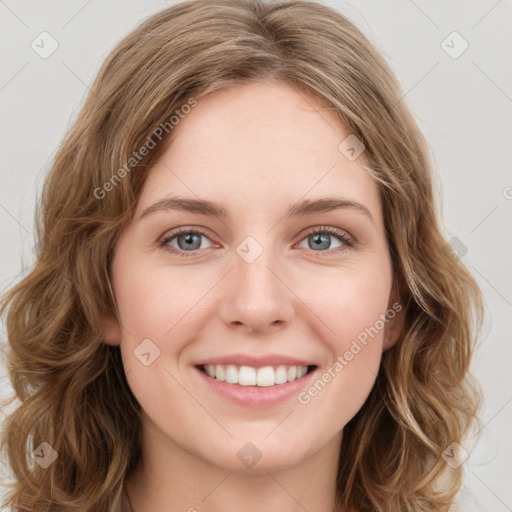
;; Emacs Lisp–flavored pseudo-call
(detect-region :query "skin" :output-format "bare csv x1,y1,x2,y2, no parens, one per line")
103,80,404,512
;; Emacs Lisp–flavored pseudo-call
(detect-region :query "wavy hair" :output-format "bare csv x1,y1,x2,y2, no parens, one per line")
0,0,483,510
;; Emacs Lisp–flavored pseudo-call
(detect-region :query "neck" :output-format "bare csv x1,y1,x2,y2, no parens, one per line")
124,415,343,512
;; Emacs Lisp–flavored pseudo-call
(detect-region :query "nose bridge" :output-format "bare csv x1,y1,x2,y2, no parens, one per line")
218,235,295,334
236,241,278,297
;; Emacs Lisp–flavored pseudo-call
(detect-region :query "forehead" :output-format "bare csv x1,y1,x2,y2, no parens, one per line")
137,81,382,226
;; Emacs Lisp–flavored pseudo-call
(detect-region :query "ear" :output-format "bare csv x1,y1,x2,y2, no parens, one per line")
101,314,122,346
382,281,406,351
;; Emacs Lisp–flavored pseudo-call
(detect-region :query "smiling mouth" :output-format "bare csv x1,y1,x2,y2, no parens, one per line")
197,364,317,387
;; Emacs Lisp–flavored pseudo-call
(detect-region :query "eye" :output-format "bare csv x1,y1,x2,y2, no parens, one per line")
296,226,354,254
159,228,213,257
159,225,354,258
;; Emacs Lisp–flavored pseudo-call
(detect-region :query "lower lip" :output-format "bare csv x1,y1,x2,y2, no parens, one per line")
194,367,317,407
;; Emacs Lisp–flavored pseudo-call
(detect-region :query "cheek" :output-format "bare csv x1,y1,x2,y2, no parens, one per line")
294,266,392,431
307,265,392,353
111,261,210,420
111,254,218,394
112,253,212,339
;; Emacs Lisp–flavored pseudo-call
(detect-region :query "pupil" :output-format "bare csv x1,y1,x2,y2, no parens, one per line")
179,233,200,250
311,233,329,250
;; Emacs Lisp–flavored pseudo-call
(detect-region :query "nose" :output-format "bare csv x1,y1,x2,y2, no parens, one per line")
217,249,295,336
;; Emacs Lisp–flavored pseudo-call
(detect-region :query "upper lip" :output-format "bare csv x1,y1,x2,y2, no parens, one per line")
194,354,316,368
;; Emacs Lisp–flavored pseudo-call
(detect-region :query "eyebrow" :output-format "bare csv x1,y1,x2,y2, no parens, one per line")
139,195,374,224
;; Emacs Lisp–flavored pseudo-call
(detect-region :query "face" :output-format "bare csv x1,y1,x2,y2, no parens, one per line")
105,80,403,473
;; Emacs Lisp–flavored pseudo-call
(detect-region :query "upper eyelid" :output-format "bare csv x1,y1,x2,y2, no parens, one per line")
159,226,216,244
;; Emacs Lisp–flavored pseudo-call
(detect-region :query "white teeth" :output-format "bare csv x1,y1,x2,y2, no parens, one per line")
297,366,307,378
225,364,238,384
239,366,257,386
287,366,297,382
215,365,226,382
256,366,275,387
202,364,311,386
275,365,288,384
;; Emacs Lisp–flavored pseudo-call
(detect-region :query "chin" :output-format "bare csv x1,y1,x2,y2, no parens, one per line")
199,437,315,474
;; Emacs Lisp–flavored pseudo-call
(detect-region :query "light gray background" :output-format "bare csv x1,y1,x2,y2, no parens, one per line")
1,1,511,510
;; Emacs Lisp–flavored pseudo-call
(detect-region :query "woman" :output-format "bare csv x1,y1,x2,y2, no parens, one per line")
0,1,483,511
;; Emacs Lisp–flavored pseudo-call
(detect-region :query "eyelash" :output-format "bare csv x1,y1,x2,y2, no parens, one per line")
158,226,355,258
